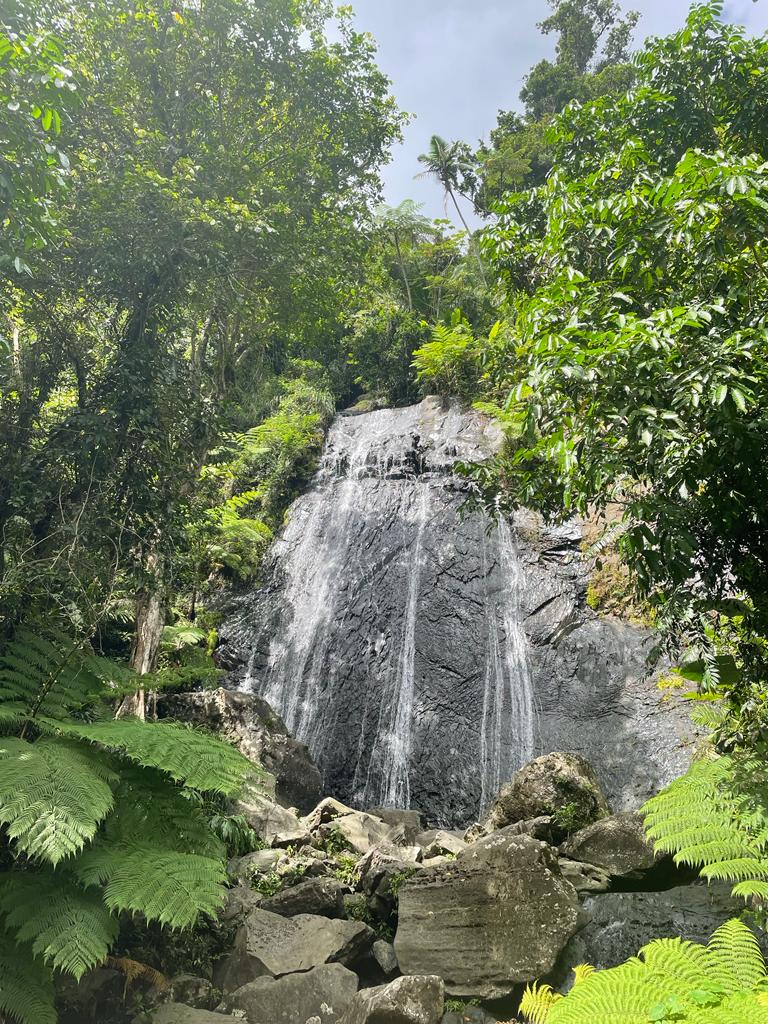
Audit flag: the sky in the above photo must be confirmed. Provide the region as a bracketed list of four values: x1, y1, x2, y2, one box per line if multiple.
[344, 0, 768, 223]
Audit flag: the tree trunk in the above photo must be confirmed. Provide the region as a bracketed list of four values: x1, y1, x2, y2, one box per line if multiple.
[393, 231, 413, 311]
[116, 556, 165, 720]
[448, 187, 488, 287]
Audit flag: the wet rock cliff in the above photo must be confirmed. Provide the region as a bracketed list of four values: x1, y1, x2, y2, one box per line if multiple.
[220, 397, 694, 827]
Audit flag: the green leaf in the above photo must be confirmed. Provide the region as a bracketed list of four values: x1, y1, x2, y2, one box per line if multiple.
[0, 737, 116, 864]
[0, 932, 56, 1024]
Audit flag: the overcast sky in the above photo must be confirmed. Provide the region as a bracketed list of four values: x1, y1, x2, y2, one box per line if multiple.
[345, 0, 768, 223]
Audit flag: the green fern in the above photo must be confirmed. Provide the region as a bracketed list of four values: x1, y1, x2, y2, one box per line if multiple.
[520, 919, 768, 1024]
[0, 736, 116, 863]
[0, 872, 118, 979]
[642, 753, 768, 897]
[0, 628, 259, 1023]
[0, 933, 57, 1024]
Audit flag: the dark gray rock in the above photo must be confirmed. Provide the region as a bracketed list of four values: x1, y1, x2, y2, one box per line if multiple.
[163, 976, 216, 1011]
[217, 963, 358, 1023]
[370, 807, 423, 844]
[557, 858, 611, 894]
[134, 1006, 231, 1024]
[442, 1011, 498, 1024]
[156, 688, 321, 812]
[486, 752, 610, 834]
[215, 909, 374, 993]
[339, 975, 444, 1024]
[260, 877, 346, 918]
[553, 882, 747, 985]
[221, 398, 695, 826]
[395, 834, 581, 999]
[559, 812, 660, 880]
[373, 939, 399, 976]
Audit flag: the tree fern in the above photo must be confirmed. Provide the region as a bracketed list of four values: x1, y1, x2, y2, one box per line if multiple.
[642, 752, 768, 898]
[519, 919, 768, 1024]
[0, 627, 259, 1022]
[0, 933, 56, 1024]
[50, 717, 251, 794]
[0, 736, 116, 863]
[0, 872, 118, 979]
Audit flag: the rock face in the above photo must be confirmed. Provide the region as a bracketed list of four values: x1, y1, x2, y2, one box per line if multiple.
[554, 882, 746, 983]
[486, 752, 610, 834]
[216, 909, 374, 993]
[217, 963, 359, 1023]
[156, 688, 321, 811]
[220, 398, 693, 826]
[339, 975, 444, 1024]
[394, 834, 581, 999]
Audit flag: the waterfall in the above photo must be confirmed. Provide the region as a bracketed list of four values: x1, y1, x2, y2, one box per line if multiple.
[226, 398, 543, 824]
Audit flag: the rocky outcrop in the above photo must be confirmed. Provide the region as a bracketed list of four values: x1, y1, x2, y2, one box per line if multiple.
[216, 909, 374, 993]
[156, 688, 322, 812]
[221, 398, 695, 826]
[394, 834, 581, 999]
[339, 975, 444, 1024]
[485, 752, 610, 836]
[217, 963, 359, 1023]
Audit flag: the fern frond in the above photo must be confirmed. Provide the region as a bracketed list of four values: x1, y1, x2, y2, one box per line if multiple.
[520, 980, 563, 1023]
[0, 736, 116, 863]
[0, 932, 56, 1024]
[699, 858, 768, 882]
[101, 849, 227, 928]
[571, 964, 595, 986]
[50, 718, 252, 794]
[707, 919, 766, 993]
[0, 872, 118, 980]
[732, 880, 768, 901]
[639, 936, 712, 988]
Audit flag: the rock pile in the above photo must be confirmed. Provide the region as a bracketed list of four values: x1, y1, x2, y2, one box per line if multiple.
[128, 737, 741, 1024]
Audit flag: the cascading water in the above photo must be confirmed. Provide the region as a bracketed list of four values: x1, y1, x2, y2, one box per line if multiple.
[223, 397, 694, 826]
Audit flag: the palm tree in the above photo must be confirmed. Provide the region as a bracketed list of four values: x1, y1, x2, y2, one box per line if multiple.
[417, 135, 487, 285]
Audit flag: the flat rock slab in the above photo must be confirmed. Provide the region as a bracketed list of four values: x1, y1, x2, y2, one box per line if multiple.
[395, 835, 580, 999]
[135, 1005, 231, 1024]
[218, 963, 358, 1023]
[339, 975, 444, 1024]
[216, 908, 374, 993]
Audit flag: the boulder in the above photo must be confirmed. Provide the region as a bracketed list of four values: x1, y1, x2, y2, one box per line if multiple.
[369, 808, 423, 844]
[418, 830, 467, 859]
[220, 884, 263, 924]
[217, 963, 358, 1023]
[228, 848, 280, 883]
[163, 976, 216, 1011]
[303, 798, 397, 854]
[485, 753, 610, 834]
[359, 848, 419, 903]
[156, 688, 322, 811]
[372, 939, 399, 976]
[557, 858, 611, 894]
[235, 785, 305, 843]
[559, 812, 660, 880]
[339, 975, 444, 1024]
[216, 908, 374, 993]
[134, 1006, 231, 1024]
[260, 878, 347, 919]
[442, 1011, 498, 1024]
[554, 882, 749, 983]
[395, 834, 581, 999]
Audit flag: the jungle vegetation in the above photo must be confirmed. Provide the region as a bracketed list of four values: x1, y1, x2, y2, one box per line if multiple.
[3, 0, 768, 1020]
